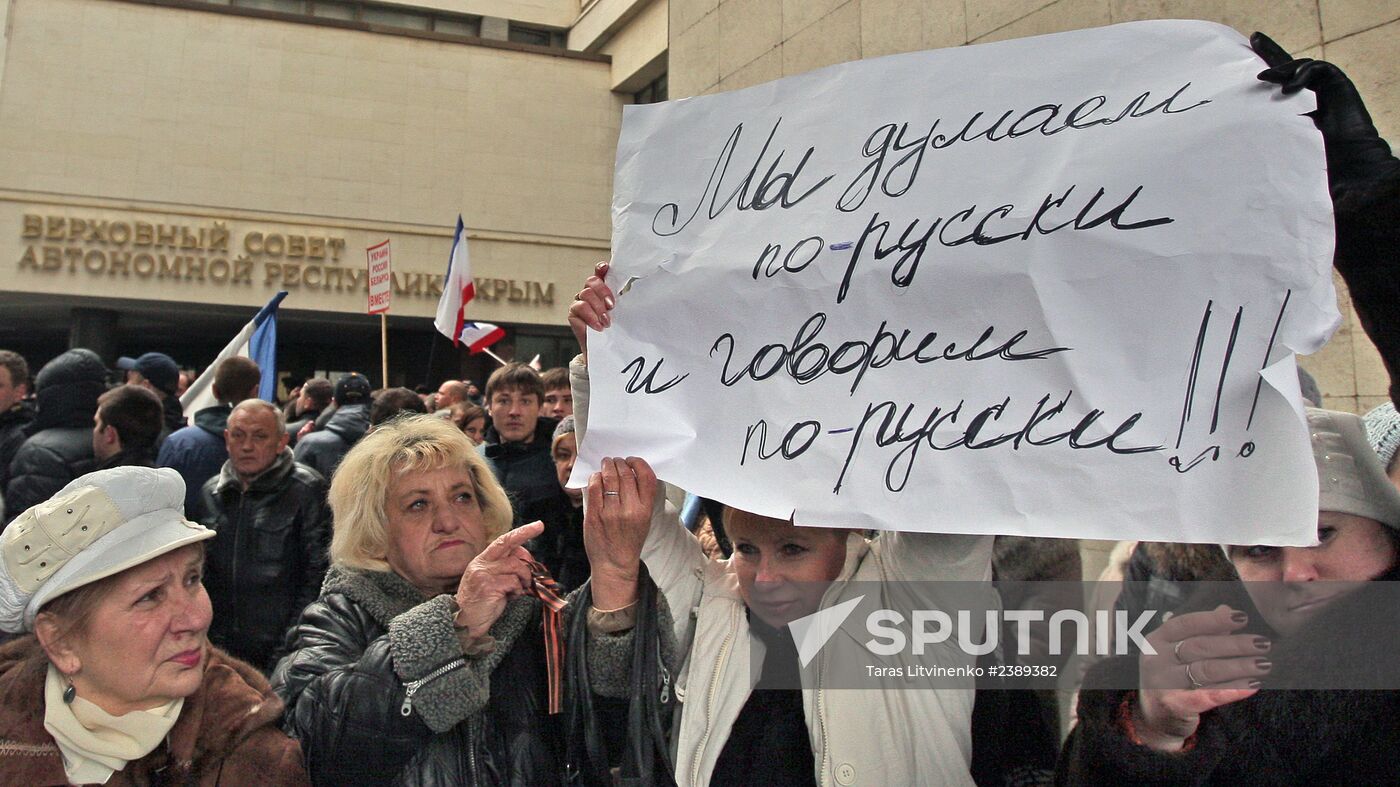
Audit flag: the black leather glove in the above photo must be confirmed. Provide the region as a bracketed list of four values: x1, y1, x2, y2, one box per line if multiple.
[1250, 32, 1400, 198]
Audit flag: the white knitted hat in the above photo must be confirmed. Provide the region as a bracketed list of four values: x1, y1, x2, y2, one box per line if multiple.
[0, 467, 215, 632]
[1363, 402, 1400, 472]
[1309, 408, 1400, 530]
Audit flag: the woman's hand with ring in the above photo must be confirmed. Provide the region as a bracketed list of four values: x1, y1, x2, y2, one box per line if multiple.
[583, 457, 656, 610]
[1132, 605, 1270, 750]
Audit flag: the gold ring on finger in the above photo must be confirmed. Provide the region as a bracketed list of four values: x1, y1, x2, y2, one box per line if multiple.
[1184, 662, 1205, 689]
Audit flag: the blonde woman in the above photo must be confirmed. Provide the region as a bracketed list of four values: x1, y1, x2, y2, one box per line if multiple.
[272, 415, 573, 785]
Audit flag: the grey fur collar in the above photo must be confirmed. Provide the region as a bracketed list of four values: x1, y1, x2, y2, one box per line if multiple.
[321, 563, 537, 646]
[321, 564, 430, 628]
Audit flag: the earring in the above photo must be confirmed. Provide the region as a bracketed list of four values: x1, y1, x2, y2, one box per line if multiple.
[62, 680, 75, 704]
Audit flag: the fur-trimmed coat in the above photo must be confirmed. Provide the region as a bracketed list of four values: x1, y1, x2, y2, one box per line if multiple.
[1058, 566, 1400, 785]
[0, 637, 308, 786]
[271, 564, 628, 786]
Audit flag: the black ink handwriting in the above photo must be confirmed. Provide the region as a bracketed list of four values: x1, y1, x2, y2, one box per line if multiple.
[652, 119, 834, 237]
[710, 313, 1068, 396]
[621, 356, 689, 394]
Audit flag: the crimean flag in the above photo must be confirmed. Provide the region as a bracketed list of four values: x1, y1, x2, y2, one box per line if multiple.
[459, 321, 506, 355]
[433, 215, 476, 346]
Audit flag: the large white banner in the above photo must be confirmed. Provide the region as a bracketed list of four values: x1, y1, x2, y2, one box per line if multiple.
[578, 21, 1339, 545]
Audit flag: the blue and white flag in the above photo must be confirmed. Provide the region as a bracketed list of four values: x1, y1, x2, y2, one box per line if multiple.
[180, 291, 288, 419]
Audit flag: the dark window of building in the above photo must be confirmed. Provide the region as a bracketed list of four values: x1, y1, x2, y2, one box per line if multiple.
[190, 1, 484, 41]
[634, 72, 667, 104]
[309, 1, 355, 20]
[232, 0, 307, 12]
[512, 330, 575, 371]
[361, 5, 430, 30]
[432, 16, 480, 37]
[508, 24, 565, 48]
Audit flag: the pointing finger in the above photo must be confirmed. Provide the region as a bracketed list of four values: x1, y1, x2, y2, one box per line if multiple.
[480, 521, 544, 560]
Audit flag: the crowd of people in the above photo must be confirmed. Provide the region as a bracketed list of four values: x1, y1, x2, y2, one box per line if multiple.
[0, 34, 1396, 786]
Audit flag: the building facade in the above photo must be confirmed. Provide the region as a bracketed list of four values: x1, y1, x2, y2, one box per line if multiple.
[0, 0, 665, 387]
[1, 0, 1393, 411]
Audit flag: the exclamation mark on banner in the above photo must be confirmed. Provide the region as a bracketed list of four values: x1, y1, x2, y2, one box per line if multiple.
[1239, 289, 1293, 457]
[1208, 307, 1244, 435]
[1175, 300, 1214, 450]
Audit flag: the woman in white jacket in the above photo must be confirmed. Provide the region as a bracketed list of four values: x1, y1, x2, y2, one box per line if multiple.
[571, 262, 994, 787]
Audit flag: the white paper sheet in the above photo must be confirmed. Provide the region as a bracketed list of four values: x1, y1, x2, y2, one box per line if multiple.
[577, 20, 1338, 546]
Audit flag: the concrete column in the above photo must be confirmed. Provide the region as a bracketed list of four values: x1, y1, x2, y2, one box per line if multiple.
[68, 308, 119, 362]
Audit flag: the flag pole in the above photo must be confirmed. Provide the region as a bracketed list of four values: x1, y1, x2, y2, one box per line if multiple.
[380, 313, 389, 387]
[482, 347, 509, 366]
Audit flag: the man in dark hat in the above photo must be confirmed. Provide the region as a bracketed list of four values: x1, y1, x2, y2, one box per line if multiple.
[293, 372, 372, 480]
[116, 351, 185, 437]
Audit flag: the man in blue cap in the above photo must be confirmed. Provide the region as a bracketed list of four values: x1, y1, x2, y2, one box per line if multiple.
[115, 351, 184, 438]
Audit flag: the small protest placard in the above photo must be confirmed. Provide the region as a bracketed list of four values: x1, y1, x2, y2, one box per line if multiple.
[575, 21, 1339, 545]
[367, 239, 392, 315]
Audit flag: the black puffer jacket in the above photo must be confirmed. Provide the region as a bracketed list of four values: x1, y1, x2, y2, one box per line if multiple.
[4, 349, 106, 523]
[0, 402, 35, 504]
[190, 449, 331, 672]
[293, 403, 369, 481]
[270, 566, 565, 787]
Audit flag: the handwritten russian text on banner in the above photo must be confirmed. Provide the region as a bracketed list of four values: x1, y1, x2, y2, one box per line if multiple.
[579, 21, 1338, 545]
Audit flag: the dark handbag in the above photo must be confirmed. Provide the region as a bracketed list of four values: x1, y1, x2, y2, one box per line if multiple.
[564, 564, 677, 787]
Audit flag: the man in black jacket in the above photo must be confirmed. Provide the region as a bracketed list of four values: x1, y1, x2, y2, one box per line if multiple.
[89, 384, 164, 470]
[479, 363, 566, 567]
[0, 350, 33, 505]
[158, 356, 262, 512]
[293, 372, 371, 480]
[189, 398, 331, 672]
[4, 348, 107, 525]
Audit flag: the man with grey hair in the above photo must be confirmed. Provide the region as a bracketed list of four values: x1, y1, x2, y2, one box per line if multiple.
[159, 355, 262, 511]
[187, 398, 330, 672]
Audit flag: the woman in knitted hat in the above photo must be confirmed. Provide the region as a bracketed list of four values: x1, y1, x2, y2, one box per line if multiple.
[1363, 401, 1400, 488]
[0, 466, 308, 786]
[1059, 405, 1400, 784]
[1059, 30, 1400, 782]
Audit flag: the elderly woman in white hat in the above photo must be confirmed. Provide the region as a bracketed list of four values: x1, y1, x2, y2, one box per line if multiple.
[1061, 408, 1400, 784]
[0, 466, 308, 786]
